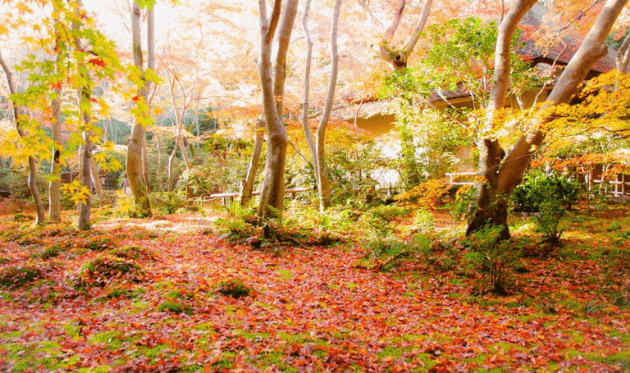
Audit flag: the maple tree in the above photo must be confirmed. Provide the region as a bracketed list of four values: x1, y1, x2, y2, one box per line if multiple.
[300, 0, 342, 212]
[255, 0, 299, 219]
[127, 0, 153, 217]
[467, 0, 630, 237]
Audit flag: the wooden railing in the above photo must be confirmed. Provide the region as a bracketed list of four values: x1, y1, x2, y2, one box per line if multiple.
[208, 187, 311, 205]
[445, 172, 478, 186]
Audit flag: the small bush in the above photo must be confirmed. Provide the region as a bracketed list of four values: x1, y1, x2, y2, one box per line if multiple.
[362, 236, 430, 271]
[448, 184, 478, 221]
[512, 171, 580, 213]
[215, 204, 261, 242]
[395, 178, 451, 211]
[413, 208, 435, 233]
[158, 301, 193, 315]
[512, 172, 580, 244]
[13, 213, 33, 222]
[368, 205, 411, 222]
[41, 245, 61, 259]
[151, 191, 192, 215]
[73, 255, 143, 288]
[86, 237, 112, 252]
[608, 222, 621, 232]
[0, 265, 42, 287]
[463, 225, 520, 295]
[217, 279, 252, 299]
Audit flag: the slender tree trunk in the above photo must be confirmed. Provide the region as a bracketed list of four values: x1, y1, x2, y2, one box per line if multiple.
[143, 6, 155, 193]
[256, 0, 299, 219]
[300, 0, 319, 185]
[616, 32, 630, 74]
[165, 68, 195, 192]
[240, 118, 265, 205]
[49, 89, 62, 222]
[240, 0, 298, 209]
[128, 1, 151, 215]
[78, 129, 92, 230]
[179, 137, 190, 169]
[74, 0, 93, 231]
[300, 0, 341, 211]
[155, 132, 163, 191]
[467, 0, 629, 237]
[90, 157, 103, 200]
[104, 117, 110, 142]
[315, 0, 342, 211]
[0, 50, 46, 225]
[167, 145, 177, 192]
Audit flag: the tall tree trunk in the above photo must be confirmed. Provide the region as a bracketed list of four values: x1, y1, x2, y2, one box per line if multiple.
[0, 50, 46, 225]
[74, 0, 93, 231]
[77, 128, 92, 231]
[256, 0, 299, 219]
[155, 133, 163, 192]
[467, 0, 629, 237]
[144, 6, 155, 193]
[49, 8, 63, 223]
[315, 0, 342, 211]
[241, 0, 298, 209]
[616, 32, 630, 74]
[240, 118, 265, 205]
[165, 68, 195, 193]
[300, 0, 341, 211]
[300, 0, 319, 185]
[90, 157, 103, 200]
[127, 1, 152, 216]
[167, 145, 178, 192]
[49, 88, 62, 222]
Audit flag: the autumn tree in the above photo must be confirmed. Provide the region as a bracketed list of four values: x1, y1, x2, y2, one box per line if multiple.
[127, 0, 153, 216]
[467, 0, 629, 237]
[301, 0, 342, 211]
[49, 5, 64, 222]
[256, 0, 299, 219]
[165, 58, 197, 192]
[0, 50, 46, 225]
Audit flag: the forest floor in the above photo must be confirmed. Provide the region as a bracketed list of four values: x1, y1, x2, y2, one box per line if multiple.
[0, 198, 629, 372]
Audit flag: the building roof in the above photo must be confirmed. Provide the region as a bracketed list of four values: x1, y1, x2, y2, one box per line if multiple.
[518, 3, 616, 75]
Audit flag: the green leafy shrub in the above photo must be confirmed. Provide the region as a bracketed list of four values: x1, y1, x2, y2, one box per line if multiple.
[512, 172, 580, 244]
[86, 237, 112, 252]
[158, 301, 193, 315]
[13, 213, 33, 222]
[217, 279, 252, 299]
[359, 205, 411, 234]
[413, 208, 435, 233]
[463, 225, 521, 295]
[0, 265, 42, 287]
[368, 204, 410, 222]
[41, 245, 61, 259]
[607, 222, 621, 232]
[73, 255, 143, 288]
[215, 203, 261, 242]
[448, 184, 478, 221]
[512, 172, 580, 213]
[151, 191, 193, 215]
[362, 235, 431, 271]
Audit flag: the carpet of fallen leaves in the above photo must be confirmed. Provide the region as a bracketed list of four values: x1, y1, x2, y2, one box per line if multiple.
[0, 201, 629, 372]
